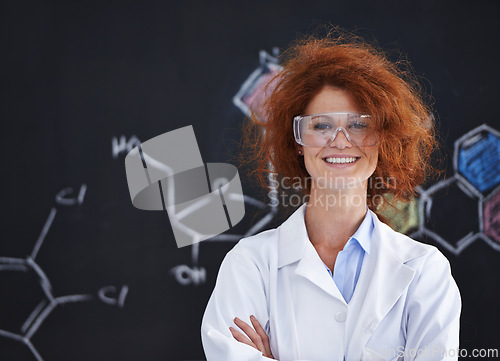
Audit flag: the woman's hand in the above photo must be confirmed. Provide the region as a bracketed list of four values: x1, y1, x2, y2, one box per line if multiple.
[229, 315, 275, 359]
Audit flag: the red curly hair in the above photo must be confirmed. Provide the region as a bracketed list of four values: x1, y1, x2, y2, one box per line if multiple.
[240, 29, 439, 216]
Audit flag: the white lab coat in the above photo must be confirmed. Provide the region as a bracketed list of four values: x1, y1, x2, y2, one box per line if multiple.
[201, 204, 461, 361]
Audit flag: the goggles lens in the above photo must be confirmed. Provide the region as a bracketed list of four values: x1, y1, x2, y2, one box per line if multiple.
[294, 112, 379, 147]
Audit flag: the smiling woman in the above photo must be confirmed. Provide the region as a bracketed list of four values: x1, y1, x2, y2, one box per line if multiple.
[297, 86, 380, 197]
[201, 29, 461, 361]
[242, 31, 439, 210]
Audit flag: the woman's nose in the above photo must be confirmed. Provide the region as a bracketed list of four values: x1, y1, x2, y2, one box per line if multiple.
[328, 127, 352, 149]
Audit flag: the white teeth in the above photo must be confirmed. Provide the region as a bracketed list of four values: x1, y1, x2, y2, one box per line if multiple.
[324, 157, 357, 164]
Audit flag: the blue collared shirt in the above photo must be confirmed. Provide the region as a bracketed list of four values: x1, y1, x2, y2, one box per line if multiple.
[323, 209, 373, 303]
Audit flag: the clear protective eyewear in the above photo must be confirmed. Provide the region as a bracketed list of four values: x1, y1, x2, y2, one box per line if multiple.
[293, 112, 379, 147]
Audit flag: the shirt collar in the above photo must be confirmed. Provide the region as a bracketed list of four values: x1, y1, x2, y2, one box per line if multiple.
[346, 208, 373, 254]
[278, 204, 373, 268]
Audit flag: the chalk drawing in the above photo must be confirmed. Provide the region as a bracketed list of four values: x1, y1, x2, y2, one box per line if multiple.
[456, 126, 500, 193]
[0, 185, 129, 361]
[377, 194, 419, 235]
[411, 124, 500, 254]
[483, 185, 500, 243]
[233, 48, 282, 121]
[114, 50, 284, 285]
[170, 50, 285, 284]
[112, 134, 141, 159]
[125, 127, 246, 248]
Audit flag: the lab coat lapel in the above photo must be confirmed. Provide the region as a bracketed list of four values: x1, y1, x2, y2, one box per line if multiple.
[346, 213, 416, 360]
[278, 203, 345, 301]
[276, 204, 310, 359]
[295, 240, 345, 300]
[278, 206, 421, 360]
[277, 204, 308, 268]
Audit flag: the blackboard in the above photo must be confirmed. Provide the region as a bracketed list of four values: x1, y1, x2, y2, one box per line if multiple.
[1, 1, 499, 360]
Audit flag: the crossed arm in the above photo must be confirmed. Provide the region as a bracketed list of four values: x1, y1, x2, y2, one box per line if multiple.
[230, 315, 274, 359]
[202, 243, 461, 361]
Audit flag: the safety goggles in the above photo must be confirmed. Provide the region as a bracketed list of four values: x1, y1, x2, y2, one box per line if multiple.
[293, 112, 379, 147]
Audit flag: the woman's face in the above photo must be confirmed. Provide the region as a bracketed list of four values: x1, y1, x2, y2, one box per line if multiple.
[299, 86, 379, 191]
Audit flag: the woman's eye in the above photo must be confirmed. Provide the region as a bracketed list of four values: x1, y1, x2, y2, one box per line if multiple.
[313, 122, 332, 131]
[349, 122, 368, 130]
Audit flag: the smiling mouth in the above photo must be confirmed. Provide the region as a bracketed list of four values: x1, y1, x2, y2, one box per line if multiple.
[323, 156, 360, 164]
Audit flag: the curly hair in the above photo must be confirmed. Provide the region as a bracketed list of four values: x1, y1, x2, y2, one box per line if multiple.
[240, 29, 439, 217]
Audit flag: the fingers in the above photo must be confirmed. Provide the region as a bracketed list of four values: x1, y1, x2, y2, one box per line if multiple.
[233, 317, 266, 352]
[229, 326, 255, 348]
[230, 316, 273, 359]
[250, 315, 273, 357]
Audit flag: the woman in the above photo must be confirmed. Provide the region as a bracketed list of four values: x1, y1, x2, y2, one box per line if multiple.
[201, 31, 461, 361]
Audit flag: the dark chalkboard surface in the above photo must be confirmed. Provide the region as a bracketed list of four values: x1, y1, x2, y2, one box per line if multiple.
[1, 1, 499, 360]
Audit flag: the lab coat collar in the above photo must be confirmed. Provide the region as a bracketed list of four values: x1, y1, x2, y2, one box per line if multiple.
[277, 203, 309, 269]
[277, 202, 424, 268]
[277, 202, 347, 301]
[277, 202, 423, 357]
[275, 203, 344, 300]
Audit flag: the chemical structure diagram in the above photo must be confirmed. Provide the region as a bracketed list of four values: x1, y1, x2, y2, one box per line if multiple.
[113, 49, 283, 287]
[0, 185, 129, 361]
[411, 124, 500, 255]
[114, 133, 278, 287]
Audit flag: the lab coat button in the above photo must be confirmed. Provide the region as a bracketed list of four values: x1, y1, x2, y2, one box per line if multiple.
[335, 311, 347, 323]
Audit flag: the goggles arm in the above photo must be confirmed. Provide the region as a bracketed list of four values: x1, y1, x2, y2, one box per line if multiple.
[293, 116, 303, 145]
